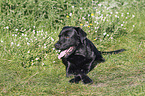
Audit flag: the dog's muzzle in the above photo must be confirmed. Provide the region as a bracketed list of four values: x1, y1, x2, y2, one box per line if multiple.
[54, 43, 61, 50]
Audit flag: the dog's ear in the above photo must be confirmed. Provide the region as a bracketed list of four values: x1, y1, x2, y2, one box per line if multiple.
[74, 27, 87, 43]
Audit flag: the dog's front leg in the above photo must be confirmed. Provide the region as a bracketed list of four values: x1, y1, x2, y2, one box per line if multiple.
[66, 61, 76, 77]
[80, 74, 93, 84]
[87, 56, 96, 72]
[66, 62, 72, 77]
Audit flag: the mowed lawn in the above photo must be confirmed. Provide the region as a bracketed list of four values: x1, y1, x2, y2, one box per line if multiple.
[0, 0, 144, 95]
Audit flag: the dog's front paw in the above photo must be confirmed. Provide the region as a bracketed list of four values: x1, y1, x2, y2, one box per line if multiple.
[69, 76, 81, 84]
[81, 75, 93, 84]
[82, 78, 93, 84]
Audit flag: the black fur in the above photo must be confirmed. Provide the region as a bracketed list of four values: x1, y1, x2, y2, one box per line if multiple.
[54, 26, 125, 84]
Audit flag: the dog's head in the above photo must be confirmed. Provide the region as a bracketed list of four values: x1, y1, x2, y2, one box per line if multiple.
[54, 26, 87, 59]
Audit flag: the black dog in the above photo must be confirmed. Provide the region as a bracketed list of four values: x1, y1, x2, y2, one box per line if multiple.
[54, 26, 125, 84]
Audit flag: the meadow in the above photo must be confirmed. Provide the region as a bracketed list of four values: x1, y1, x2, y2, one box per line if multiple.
[0, 0, 145, 95]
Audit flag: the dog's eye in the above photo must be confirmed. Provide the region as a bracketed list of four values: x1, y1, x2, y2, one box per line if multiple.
[65, 36, 69, 39]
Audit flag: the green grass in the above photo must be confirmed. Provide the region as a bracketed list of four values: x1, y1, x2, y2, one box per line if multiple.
[0, 0, 145, 95]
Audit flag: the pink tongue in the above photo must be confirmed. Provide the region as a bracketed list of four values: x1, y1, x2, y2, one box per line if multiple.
[58, 47, 74, 59]
[58, 50, 67, 59]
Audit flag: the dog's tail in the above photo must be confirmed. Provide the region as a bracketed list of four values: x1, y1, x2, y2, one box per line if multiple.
[100, 49, 125, 55]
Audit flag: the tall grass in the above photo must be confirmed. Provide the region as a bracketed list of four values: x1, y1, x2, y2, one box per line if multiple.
[0, 0, 137, 67]
[0, 0, 144, 95]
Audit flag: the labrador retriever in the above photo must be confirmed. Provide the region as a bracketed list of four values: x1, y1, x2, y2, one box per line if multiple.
[54, 26, 125, 84]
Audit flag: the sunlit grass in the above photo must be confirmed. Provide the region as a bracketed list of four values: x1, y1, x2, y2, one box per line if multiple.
[0, 0, 145, 95]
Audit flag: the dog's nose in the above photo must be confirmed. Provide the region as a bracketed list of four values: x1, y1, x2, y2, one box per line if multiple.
[54, 43, 60, 49]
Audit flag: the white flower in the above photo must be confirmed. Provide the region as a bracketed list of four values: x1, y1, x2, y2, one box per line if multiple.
[11, 42, 14, 45]
[5, 26, 9, 29]
[17, 44, 20, 46]
[115, 15, 118, 17]
[53, 48, 55, 50]
[27, 42, 30, 45]
[127, 12, 129, 14]
[121, 24, 123, 26]
[103, 18, 106, 21]
[27, 51, 30, 53]
[53, 61, 56, 63]
[107, 7, 109, 10]
[51, 37, 54, 41]
[72, 6, 74, 8]
[44, 46, 46, 49]
[36, 58, 39, 60]
[33, 30, 35, 34]
[1, 40, 3, 43]
[132, 15, 135, 18]
[103, 32, 106, 36]
[82, 17, 86, 20]
[42, 63, 45, 65]
[80, 7, 82, 9]
[98, 4, 101, 6]
[15, 29, 18, 31]
[69, 13, 72, 16]
[133, 25, 135, 27]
